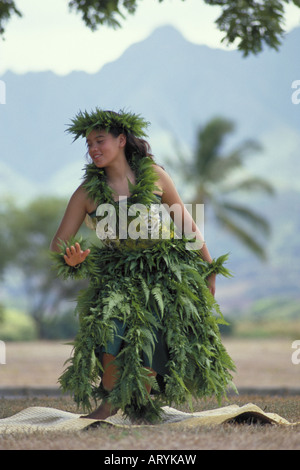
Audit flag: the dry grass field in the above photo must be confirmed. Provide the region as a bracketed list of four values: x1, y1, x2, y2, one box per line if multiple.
[1, 338, 300, 450]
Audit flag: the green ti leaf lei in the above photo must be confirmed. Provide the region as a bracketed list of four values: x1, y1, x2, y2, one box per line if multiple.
[81, 153, 161, 207]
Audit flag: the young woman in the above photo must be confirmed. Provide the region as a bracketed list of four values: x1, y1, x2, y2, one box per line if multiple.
[50, 109, 235, 422]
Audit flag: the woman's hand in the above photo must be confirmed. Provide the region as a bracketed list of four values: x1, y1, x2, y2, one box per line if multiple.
[207, 273, 216, 297]
[63, 242, 90, 267]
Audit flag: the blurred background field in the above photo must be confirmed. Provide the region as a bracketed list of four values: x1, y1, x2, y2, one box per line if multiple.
[1, 284, 300, 394]
[1, 336, 299, 393]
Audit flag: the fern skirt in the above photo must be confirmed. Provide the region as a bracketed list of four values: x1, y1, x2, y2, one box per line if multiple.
[59, 238, 236, 421]
[95, 316, 170, 377]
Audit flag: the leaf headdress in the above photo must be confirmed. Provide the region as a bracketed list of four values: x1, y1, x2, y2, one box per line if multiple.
[66, 108, 150, 141]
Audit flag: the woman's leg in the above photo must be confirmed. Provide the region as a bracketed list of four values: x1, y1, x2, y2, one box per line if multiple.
[145, 368, 157, 394]
[82, 354, 157, 419]
[82, 353, 119, 419]
[102, 353, 120, 391]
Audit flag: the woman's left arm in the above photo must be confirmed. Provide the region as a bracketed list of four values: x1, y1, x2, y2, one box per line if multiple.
[153, 165, 216, 296]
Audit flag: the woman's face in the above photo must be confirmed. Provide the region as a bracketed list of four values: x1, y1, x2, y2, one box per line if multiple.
[86, 129, 126, 168]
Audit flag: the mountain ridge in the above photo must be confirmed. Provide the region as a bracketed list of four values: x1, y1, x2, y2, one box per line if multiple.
[1, 24, 299, 187]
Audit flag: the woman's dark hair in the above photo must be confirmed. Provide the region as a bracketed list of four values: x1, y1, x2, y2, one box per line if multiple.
[109, 126, 154, 163]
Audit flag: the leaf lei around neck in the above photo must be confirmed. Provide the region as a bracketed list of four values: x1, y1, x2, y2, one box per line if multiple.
[82, 153, 161, 209]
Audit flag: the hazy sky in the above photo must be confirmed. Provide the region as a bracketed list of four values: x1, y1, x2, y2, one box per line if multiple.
[1, 0, 299, 76]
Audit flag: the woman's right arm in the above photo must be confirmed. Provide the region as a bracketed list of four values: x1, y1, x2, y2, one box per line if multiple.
[50, 185, 91, 266]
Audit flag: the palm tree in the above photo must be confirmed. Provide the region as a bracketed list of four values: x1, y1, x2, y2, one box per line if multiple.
[170, 117, 275, 260]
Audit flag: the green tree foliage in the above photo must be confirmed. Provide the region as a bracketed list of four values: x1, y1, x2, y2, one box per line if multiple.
[0, 0, 21, 36]
[205, 0, 300, 55]
[68, 0, 138, 30]
[1, 0, 299, 54]
[170, 116, 275, 260]
[0, 196, 89, 338]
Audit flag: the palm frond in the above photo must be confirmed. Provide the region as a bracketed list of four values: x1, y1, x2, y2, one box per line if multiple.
[219, 202, 271, 236]
[216, 211, 267, 260]
[221, 176, 275, 195]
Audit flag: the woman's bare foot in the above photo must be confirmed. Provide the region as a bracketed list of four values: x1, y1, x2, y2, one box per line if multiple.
[80, 401, 118, 420]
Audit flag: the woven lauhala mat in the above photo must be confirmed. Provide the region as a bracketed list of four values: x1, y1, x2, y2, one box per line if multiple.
[0, 403, 298, 434]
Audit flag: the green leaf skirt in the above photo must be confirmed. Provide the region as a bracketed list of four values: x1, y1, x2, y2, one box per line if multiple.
[56, 238, 236, 422]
